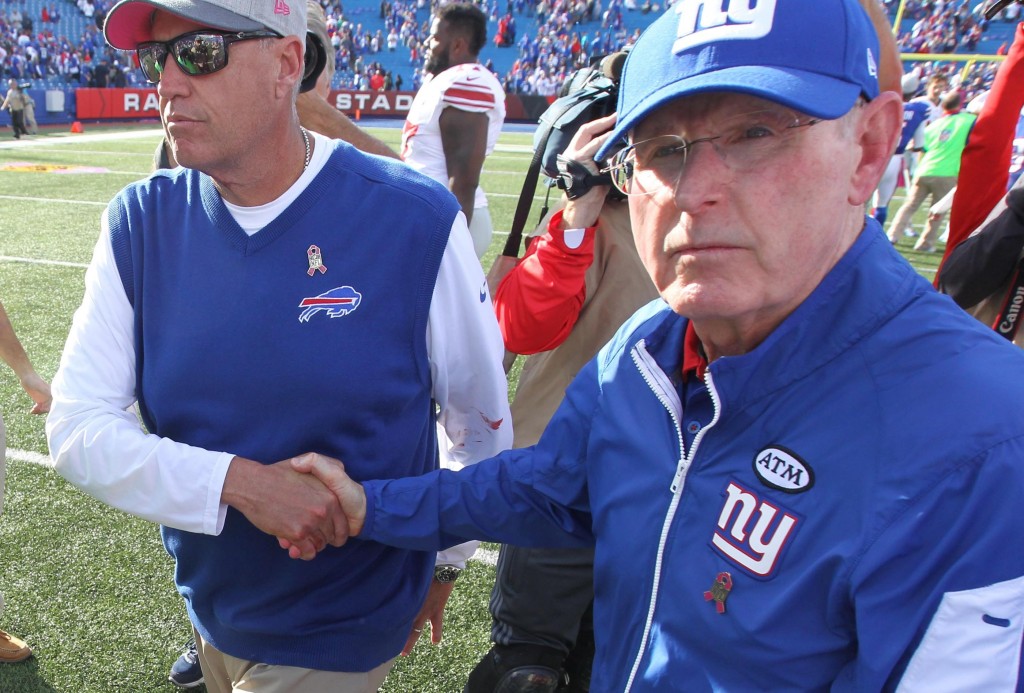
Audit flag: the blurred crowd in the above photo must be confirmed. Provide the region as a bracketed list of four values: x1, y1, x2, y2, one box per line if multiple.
[320, 0, 648, 94]
[0, 0, 652, 92]
[0, 0, 129, 87]
[0, 0, 1019, 98]
[886, 0, 987, 53]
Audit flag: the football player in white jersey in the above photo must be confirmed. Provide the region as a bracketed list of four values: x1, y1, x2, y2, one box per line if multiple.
[402, 3, 506, 259]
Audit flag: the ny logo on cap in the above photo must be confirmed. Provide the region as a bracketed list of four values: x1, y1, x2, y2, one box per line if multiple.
[274, 0, 290, 15]
[674, 0, 776, 54]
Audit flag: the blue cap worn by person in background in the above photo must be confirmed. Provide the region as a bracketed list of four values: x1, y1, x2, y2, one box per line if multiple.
[596, 0, 881, 161]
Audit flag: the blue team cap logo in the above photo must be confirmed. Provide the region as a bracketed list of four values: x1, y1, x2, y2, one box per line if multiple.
[298, 286, 363, 323]
[596, 0, 881, 161]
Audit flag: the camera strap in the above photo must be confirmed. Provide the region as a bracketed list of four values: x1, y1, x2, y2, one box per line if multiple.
[497, 91, 594, 261]
[984, 0, 1019, 20]
[992, 256, 1024, 341]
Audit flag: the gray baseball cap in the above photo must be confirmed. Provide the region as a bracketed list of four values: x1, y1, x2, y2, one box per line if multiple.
[104, 0, 307, 49]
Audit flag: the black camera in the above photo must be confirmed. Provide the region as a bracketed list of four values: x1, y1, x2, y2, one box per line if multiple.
[498, 52, 627, 260]
[535, 51, 625, 179]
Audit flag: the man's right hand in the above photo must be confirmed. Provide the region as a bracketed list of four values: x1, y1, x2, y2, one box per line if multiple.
[220, 455, 351, 560]
[290, 453, 367, 536]
[560, 112, 617, 230]
[20, 371, 51, 414]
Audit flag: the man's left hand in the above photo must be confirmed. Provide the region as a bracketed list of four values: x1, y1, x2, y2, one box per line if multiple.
[401, 580, 457, 656]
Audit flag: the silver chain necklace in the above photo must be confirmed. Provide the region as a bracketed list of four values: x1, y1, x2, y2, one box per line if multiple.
[300, 127, 311, 171]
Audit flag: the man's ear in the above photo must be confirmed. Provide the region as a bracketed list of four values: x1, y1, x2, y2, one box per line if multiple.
[849, 91, 902, 206]
[450, 32, 472, 62]
[276, 36, 306, 99]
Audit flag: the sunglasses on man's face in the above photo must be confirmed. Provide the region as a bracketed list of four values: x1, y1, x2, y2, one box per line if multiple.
[136, 29, 281, 84]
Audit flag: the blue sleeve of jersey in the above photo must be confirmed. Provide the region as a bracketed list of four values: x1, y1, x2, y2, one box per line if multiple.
[362, 356, 604, 551]
[833, 435, 1024, 691]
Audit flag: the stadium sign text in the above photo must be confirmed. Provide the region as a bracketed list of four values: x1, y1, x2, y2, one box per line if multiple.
[124, 92, 160, 112]
[331, 91, 414, 115]
[73, 89, 539, 122]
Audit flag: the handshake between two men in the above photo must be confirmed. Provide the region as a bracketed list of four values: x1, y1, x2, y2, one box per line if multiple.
[222, 453, 366, 561]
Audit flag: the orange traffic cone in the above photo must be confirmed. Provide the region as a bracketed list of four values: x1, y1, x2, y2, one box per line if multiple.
[70, 121, 84, 133]
[355, 109, 361, 121]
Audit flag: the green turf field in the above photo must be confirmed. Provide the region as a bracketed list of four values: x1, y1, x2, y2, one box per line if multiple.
[0, 124, 944, 692]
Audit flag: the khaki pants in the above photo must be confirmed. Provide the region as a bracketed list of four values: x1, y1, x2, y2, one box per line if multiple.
[887, 175, 957, 249]
[196, 631, 395, 693]
[23, 104, 36, 134]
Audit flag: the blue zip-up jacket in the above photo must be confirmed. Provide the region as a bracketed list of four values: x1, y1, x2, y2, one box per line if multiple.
[364, 220, 1024, 691]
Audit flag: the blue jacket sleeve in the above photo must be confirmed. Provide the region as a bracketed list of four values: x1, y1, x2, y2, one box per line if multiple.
[833, 434, 1024, 691]
[362, 356, 604, 551]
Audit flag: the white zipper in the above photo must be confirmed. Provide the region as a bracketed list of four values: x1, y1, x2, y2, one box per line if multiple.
[623, 340, 722, 692]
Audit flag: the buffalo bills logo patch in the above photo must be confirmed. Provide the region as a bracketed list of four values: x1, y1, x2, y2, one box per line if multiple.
[298, 286, 362, 322]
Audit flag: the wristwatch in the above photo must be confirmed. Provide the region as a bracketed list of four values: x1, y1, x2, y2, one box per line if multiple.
[433, 564, 462, 583]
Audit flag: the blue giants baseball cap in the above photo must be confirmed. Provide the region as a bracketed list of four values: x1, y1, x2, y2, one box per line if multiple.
[595, 0, 881, 161]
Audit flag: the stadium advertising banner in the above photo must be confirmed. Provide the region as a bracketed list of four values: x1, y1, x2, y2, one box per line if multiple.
[75, 88, 547, 121]
[76, 88, 161, 118]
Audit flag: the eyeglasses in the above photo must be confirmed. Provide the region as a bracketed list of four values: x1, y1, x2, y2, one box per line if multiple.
[601, 109, 822, 197]
[137, 29, 281, 84]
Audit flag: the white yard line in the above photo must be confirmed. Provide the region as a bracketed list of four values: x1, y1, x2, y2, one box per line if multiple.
[0, 128, 164, 149]
[0, 194, 108, 206]
[474, 547, 498, 566]
[5, 448, 53, 466]
[0, 255, 90, 268]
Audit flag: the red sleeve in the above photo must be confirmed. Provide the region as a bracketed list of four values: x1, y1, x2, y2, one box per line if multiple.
[494, 209, 597, 355]
[939, 22, 1024, 282]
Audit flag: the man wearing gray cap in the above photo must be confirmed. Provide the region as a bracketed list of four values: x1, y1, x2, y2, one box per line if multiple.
[45, 0, 512, 689]
[289, 0, 1024, 690]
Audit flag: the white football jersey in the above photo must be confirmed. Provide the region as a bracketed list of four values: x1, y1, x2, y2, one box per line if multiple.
[401, 62, 506, 209]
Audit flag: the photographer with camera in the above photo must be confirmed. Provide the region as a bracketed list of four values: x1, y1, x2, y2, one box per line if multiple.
[470, 105, 657, 693]
[1, 80, 28, 140]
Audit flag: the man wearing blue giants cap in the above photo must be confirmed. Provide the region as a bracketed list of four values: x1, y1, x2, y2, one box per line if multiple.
[290, 0, 1024, 690]
[45, 0, 512, 687]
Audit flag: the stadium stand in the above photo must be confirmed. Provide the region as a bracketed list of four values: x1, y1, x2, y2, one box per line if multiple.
[0, 0, 1017, 127]
[0, 0, 663, 94]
